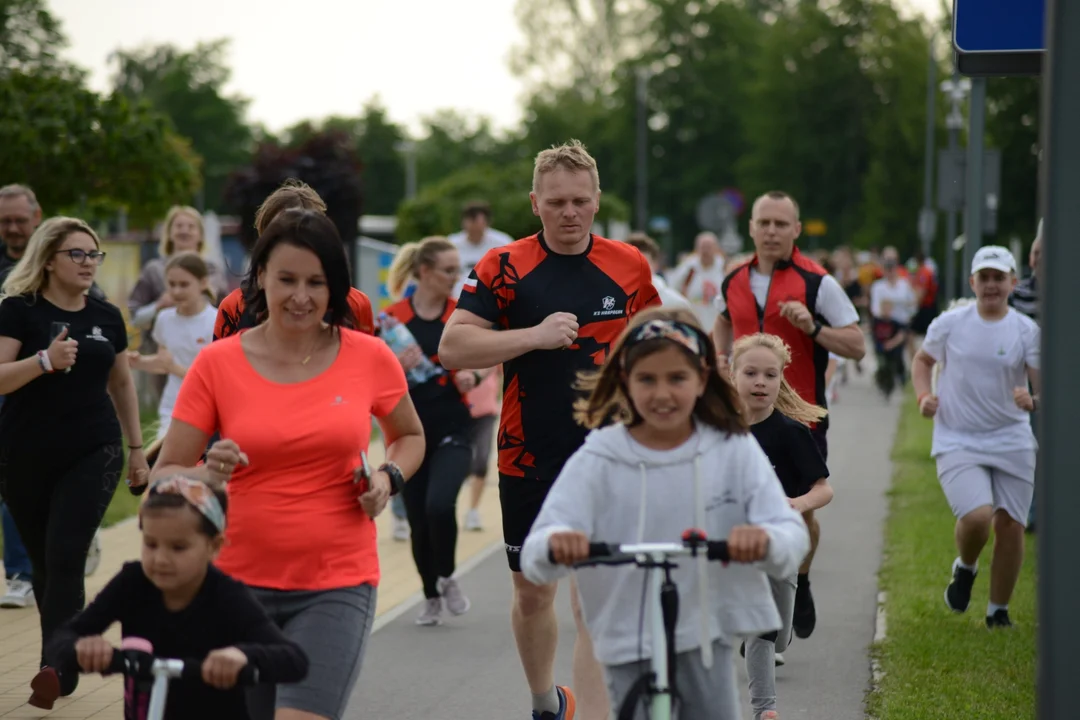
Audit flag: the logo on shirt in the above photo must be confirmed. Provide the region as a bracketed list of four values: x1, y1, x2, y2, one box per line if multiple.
[331, 396, 347, 406]
[86, 326, 109, 342]
[594, 295, 624, 318]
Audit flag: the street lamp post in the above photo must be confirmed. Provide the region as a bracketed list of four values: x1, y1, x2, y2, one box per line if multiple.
[940, 74, 971, 303]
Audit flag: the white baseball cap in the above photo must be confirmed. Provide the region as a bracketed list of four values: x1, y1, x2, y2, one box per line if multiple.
[971, 245, 1016, 275]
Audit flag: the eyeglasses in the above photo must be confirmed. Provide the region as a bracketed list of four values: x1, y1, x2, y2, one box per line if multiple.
[56, 249, 107, 265]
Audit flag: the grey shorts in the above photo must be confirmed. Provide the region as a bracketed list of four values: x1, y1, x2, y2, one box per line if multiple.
[469, 414, 497, 477]
[936, 449, 1036, 525]
[246, 583, 377, 720]
[604, 640, 739, 720]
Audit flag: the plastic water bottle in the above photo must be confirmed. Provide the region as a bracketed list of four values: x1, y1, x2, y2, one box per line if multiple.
[377, 313, 442, 386]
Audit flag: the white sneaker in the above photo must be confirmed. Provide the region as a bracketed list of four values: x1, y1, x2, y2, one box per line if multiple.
[85, 529, 102, 577]
[464, 508, 482, 532]
[0, 575, 33, 609]
[416, 597, 442, 626]
[775, 653, 786, 667]
[437, 576, 471, 616]
[393, 517, 410, 542]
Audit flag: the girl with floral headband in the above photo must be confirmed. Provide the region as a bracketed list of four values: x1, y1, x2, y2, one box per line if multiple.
[521, 307, 808, 720]
[44, 476, 308, 718]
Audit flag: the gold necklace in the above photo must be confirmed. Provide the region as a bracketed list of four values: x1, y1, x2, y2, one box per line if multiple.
[300, 326, 330, 365]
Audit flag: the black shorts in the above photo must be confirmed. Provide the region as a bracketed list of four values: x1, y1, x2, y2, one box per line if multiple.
[911, 305, 938, 335]
[500, 473, 555, 573]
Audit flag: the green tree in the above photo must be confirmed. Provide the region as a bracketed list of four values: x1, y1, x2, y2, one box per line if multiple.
[110, 39, 253, 212]
[985, 77, 1040, 251]
[355, 101, 408, 215]
[0, 0, 73, 75]
[396, 160, 629, 243]
[0, 69, 201, 223]
[415, 109, 523, 189]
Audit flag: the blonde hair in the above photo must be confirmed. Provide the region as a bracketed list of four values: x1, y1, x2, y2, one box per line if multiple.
[730, 333, 828, 426]
[532, 139, 600, 194]
[387, 236, 457, 299]
[158, 205, 205, 257]
[1, 217, 101, 299]
[573, 307, 747, 434]
[255, 180, 327, 234]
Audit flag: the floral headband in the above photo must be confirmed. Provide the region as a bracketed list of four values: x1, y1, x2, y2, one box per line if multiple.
[144, 475, 226, 533]
[623, 319, 706, 361]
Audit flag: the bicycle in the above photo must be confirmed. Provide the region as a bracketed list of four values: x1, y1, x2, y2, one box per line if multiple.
[102, 636, 261, 720]
[551, 528, 730, 720]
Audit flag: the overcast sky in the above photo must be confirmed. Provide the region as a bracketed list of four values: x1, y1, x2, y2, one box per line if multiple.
[49, 0, 942, 137]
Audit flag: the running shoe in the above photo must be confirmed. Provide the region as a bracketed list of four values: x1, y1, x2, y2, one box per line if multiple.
[27, 667, 60, 710]
[0, 575, 33, 609]
[793, 575, 816, 639]
[986, 609, 1013, 629]
[464, 508, 483, 531]
[533, 686, 576, 720]
[416, 597, 442, 626]
[437, 577, 471, 615]
[944, 559, 977, 613]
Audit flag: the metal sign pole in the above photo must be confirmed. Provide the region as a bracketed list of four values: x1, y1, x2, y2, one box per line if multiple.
[961, 78, 987, 296]
[1037, 0, 1079, 714]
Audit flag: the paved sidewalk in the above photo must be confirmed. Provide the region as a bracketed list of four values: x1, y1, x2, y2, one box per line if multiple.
[0, 442, 504, 718]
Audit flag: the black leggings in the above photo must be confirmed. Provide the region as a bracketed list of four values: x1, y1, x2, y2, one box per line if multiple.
[0, 443, 123, 679]
[403, 435, 472, 599]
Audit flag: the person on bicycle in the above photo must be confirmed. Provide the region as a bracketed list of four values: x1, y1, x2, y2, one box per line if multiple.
[46, 476, 309, 718]
[731, 333, 834, 720]
[521, 308, 809, 720]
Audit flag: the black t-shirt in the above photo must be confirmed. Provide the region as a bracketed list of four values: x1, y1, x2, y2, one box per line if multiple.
[46, 562, 308, 720]
[383, 297, 472, 442]
[751, 410, 829, 499]
[0, 294, 128, 452]
[456, 231, 661, 481]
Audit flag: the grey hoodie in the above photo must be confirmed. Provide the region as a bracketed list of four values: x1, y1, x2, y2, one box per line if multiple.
[521, 423, 809, 667]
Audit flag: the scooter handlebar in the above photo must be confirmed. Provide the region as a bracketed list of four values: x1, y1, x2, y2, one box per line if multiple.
[547, 539, 730, 564]
[104, 650, 261, 685]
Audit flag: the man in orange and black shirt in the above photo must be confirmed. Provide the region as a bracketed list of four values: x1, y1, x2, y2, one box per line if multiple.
[441, 140, 659, 720]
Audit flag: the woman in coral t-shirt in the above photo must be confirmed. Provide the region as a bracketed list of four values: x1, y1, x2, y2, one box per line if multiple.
[152, 209, 425, 720]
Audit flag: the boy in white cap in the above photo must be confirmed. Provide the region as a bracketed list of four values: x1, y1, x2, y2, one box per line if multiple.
[910, 246, 1041, 628]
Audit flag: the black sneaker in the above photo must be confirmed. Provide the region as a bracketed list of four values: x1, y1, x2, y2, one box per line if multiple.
[986, 609, 1013, 629]
[793, 574, 816, 639]
[944, 562, 977, 613]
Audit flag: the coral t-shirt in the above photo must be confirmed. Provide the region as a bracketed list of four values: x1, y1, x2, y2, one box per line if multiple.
[171, 329, 407, 591]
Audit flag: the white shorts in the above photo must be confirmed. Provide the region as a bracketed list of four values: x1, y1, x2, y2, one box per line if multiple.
[935, 449, 1036, 525]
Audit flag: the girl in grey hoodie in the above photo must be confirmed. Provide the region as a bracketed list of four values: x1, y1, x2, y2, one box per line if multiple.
[521, 308, 809, 720]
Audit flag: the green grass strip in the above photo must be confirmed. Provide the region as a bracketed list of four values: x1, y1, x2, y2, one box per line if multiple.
[867, 393, 1036, 719]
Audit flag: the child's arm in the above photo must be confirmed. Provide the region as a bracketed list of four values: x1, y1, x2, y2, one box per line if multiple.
[791, 478, 833, 514]
[46, 564, 137, 673]
[225, 583, 308, 684]
[520, 449, 599, 586]
[740, 438, 811, 579]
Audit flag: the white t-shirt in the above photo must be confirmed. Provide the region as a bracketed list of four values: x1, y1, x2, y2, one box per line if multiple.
[921, 304, 1039, 457]
[666, 256, 726, 330]
[652, 274, 692, 310]
[449, 228, 514, 299]
[151, 304, 217, 438]
[870, 277, 918, 325]
[714, 269, 861, 329]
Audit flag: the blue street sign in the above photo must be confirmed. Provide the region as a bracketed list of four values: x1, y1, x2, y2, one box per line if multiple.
[954, 0, 1045, 53]
[953, 0, 1045, 76]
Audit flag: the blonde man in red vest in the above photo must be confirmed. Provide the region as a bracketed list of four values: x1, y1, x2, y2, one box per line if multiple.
[713, 190, 865, 640]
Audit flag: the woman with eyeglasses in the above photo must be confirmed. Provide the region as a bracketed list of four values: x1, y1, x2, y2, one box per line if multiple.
[0, 217, 148, 708]
[384, 237, 478, 626]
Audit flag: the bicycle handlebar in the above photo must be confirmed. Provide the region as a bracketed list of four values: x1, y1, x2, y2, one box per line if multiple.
[104, 650, 261, 686]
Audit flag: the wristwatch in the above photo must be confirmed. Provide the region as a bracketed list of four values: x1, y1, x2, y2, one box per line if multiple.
[809, 321, 823, 339]
[379, 462, 405, 496]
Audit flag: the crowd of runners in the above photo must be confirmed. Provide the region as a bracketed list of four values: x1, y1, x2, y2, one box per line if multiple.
[0, 138, 1042, 720]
